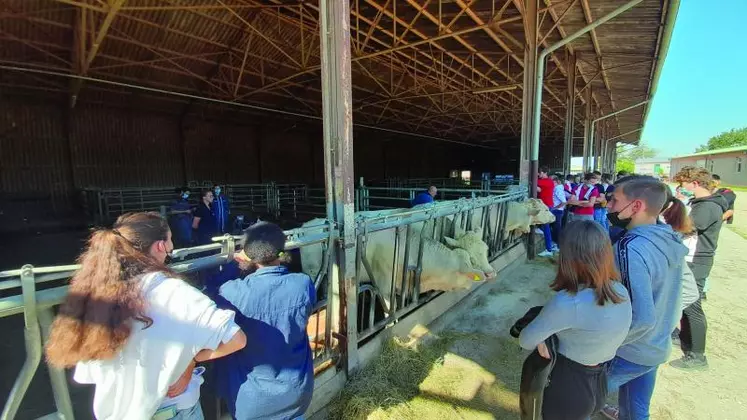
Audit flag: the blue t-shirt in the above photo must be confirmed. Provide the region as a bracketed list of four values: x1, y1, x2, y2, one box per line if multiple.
[214, 266, 316, 420]
[411, 191, 434, 206]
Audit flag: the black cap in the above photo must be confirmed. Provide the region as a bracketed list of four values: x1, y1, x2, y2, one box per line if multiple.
[240, 222, 286, 264]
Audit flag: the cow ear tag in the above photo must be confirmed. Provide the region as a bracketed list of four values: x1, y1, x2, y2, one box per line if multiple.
[473, 274, 480, 281]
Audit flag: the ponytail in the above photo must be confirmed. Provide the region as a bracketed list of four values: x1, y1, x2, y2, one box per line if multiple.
[46, 212, 171, 368]
[661, 196, 693, 235]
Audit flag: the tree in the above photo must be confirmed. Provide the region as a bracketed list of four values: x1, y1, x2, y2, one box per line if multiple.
[615, 142, 658, 173]
[695, 127, 747, 152]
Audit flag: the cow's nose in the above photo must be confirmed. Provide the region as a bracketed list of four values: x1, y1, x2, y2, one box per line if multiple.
[485, 271, 496, 279]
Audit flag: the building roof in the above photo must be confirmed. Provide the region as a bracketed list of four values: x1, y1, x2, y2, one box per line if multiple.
[0, 0, 678, 149]
[635, 157, 670, 164]
[672, 145, 747, 160]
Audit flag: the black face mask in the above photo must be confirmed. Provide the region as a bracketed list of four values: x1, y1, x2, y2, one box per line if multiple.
[607, 202, 634, 229]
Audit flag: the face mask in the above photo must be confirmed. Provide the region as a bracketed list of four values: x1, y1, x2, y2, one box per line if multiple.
[607, 201, 635, 229]
[182, 193, 189, 200]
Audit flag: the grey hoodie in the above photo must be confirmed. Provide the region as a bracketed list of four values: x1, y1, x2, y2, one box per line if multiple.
[613, 223, 688, 366]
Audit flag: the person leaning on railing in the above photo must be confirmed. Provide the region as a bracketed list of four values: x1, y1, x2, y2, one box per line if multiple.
[45, 212, 247, 420]
[211, 222, 316, 420]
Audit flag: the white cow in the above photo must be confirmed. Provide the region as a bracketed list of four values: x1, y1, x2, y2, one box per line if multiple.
[444, 197, 555, 238]
[299, 214, 495, 310]
[503, 198, 555, 235]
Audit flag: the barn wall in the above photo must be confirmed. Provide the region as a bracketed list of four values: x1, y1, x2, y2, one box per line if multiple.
[0, 94, 518, 230]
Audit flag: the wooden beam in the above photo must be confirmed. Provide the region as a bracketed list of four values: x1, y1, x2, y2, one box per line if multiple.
[580, 0, 617, 129]
[217, 0, 302, 69]
[69, 0, 126, 107]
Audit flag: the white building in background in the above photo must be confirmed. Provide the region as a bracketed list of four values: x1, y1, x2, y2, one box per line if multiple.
[670, 145, 747, 186]
[635, 157, 671, 178]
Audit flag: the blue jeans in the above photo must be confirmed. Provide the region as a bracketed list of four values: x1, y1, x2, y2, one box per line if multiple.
[607, 357, 658, 420]
[171, 403, 204, 420]
[594, 207, 609, 231]
[540, 223, 553, 251]
[551, 209, 564, 243]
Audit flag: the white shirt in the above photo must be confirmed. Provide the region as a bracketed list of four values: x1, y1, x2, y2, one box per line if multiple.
[552, 184, 567, 209]
[74, 272, 240, 420]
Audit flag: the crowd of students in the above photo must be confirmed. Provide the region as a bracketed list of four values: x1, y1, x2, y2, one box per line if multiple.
[44, 215, 315, 420]
[38, 166, 737, 420]
[517, 166, 737, 420]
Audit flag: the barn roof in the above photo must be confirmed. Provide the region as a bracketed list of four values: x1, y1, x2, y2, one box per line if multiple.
[672, 145, 747, 160]
[0, 0, 677, 148]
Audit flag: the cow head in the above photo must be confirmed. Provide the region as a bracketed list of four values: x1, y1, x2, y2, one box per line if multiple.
[443, 227, 496, 279]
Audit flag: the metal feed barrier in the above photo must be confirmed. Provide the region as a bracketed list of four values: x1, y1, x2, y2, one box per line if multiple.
[0, 223, 335, 420]
[0, 190, 527, 419]
[79, 177, 518, 225]
[352, 190, 526, 341]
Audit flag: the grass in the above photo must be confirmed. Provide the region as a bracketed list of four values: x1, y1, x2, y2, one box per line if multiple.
[722, 184, 747, 192]
[327, 332, 527, 420]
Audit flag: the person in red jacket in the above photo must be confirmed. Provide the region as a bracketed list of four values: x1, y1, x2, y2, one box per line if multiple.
[537, 166, 558, 257]
[568, 173, 600, 222]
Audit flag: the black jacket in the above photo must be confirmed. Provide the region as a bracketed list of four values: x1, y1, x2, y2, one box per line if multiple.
[690, 193, 729, 265]
[512, 306, 559, 420]
[716, 188, 737, 224]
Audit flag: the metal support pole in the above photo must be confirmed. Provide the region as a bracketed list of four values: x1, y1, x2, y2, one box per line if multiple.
[39, 307, 75, 420]
[520, 0, 539, 260]
[1, 266, 42, 420]
[319, 0, 359, 374]
[590, 100, 649, 171]
[531, 0, 644, 175]
[563, 53, 577, 175]
[520, 0, 538, 193]
[582, 88, 593, 173]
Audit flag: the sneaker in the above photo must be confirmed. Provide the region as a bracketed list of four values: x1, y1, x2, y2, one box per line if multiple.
[670, 352, 709, 371]
[538, 250, 554, 257]
[551, 244, 559, 252]
[600, 404, 619, 420]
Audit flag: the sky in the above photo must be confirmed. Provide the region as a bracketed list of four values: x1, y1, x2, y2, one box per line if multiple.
[639, 0, 747, 157]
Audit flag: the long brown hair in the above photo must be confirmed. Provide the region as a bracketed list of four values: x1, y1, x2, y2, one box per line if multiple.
[551, 220, 624, 305]
[46, 212, 173, 368]
[661, 187, 693, 234]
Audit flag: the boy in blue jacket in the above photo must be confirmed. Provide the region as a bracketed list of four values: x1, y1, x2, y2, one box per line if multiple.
[213, 222, 316, 420]
[601, 177, 687, 420]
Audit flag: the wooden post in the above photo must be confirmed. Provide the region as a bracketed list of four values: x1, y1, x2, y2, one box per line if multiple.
[563, 53, 576, 175]
[582, 87, 593, 172]
[319, 0, 359, 374]
[520, 0, 539, 191]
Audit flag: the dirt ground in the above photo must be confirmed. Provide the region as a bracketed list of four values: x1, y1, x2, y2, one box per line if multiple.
[329, 226, 747, 419]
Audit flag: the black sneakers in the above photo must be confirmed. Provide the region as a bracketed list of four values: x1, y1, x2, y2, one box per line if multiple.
[670, 352, 709, 371]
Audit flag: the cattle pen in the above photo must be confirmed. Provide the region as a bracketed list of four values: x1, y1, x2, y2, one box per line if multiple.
[0, 0, 679, 419]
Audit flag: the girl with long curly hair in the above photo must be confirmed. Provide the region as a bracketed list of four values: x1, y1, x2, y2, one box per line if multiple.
[45, 212, 247, 420]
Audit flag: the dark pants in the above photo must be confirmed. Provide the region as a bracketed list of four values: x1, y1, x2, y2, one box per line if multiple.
[551, 209, 564, 244]
[680, 262, 709, 355]
[542, 354, 608, 420]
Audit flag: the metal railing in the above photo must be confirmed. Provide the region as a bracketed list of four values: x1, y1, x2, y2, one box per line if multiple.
[351, 190, 527, 342]
[0, 223, 335, 420]
[354, 185, 513, 211]
[0, 188, 528, 419]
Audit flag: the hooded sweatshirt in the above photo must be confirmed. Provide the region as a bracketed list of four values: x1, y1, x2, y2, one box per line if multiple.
[613, 223, 688, 366]
[689, 194, 729, 267]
